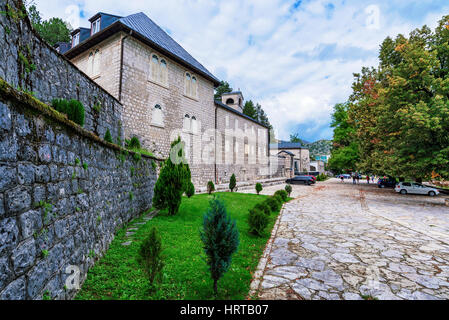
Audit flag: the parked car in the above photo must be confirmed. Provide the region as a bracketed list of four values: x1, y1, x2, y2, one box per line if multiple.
[395, 182, 440, 197]
[337, 174, 351, 179]
[377, 177, 397, 188]
[286, 176, 316, 186]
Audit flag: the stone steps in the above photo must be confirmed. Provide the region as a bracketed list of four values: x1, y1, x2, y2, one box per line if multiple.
[197, 177, 286, 194]
[121, 210, 159, 246]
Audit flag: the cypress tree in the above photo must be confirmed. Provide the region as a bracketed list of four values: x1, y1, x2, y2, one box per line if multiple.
[229, 174, 236, 192]
[153, 138, 191, 216]
[200, 198, 239, 296]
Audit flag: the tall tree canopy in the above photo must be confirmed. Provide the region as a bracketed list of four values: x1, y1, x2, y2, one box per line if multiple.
[214, 81, 233, 101]
[330, 15, 449, 180]
[27, 5, 72, 46]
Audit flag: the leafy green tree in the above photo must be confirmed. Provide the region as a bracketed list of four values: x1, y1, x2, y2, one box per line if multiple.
[200, 198, 239, 296]
[28, 5, 72, 46]
[214, 81, 233, 100]
[229, 174, 236, 192]
[153, 138, 191, 215]
[327, 103, 359, 174]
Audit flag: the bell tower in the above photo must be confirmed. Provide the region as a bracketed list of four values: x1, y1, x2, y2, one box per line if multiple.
[222, 91, 244, 112]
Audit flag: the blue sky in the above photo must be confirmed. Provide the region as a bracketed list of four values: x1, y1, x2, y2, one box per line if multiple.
[34, 0, 449, 142]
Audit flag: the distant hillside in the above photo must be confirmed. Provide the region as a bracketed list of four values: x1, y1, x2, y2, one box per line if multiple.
[304, 140, 332, 158]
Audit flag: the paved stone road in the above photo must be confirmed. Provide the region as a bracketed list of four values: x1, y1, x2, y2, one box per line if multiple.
[250, 179, 449, 300]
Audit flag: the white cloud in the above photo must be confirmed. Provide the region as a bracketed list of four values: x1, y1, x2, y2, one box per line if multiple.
[32, 0, 449, 141]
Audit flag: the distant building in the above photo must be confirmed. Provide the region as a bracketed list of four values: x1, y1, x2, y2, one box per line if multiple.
[310, 160, 326, 174]
[270, 141, 310, 177]
[314, 154, 331, 163]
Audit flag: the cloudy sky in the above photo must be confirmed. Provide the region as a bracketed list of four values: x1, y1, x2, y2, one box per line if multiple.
[33, 0, 449, 142]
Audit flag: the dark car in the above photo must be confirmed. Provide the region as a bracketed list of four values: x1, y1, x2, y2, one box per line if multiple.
[378, 177, 397, 188]
[286, 176, 316, 186]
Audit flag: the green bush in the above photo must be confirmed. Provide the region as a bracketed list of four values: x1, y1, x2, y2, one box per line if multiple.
[229, 174, 236, 192]
[316, 173, 328, 182]
[200, 198, 239, 296]
[68, 99, 85, 127]
[51, 98, 85, 127]
[248, 207, 269, 237]
[254, 202, 271, 216]
[285, 184, 292, 197]
[104, 129, 113, 143]
[255, 183, 263, 195]
[186, 181, 195, 198]
[127, 136, 141, 150]
[137, 227, 164, 287]
[207, 181, 215, 195]
[153, 138, 191, 216]
[274, 190, 288, 202]
[51, 98, 68, 114]
[265, 196, 282, 212]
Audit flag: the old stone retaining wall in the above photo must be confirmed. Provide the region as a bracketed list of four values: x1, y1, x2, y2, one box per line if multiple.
[0, 75, 160, 300]
[0, 0, 122, 141]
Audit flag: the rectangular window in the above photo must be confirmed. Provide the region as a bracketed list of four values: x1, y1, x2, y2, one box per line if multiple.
[72, 33, 80, 47]
[92, 18, 101, 35]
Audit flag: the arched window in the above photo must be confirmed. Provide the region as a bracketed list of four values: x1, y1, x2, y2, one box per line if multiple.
[92, 49, 100, 76]
[185, 73, 191, 96]
[226, 98, 234, 105]
[185, 72, 198, 99]
[191, 116, 198, 134]
[192, 76, 197, 98]
[151, 54, 159, 81]
[151, 104, 164, 127]
[87, 52, 94, 75]
[160, 59, 168, 85]
[183, 114, 191, 132]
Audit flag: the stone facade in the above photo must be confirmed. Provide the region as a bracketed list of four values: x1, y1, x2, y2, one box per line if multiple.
[0, 83, 159, 300]
[270, 146, 310, 174]
[0, 0, 160, 300]
[66, 11, 274, 188]
[0, 0, 123, 141]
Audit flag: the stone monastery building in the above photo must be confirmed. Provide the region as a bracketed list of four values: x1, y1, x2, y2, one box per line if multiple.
[59, 12, 273, 187]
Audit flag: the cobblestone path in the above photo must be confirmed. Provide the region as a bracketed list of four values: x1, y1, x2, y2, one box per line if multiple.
[250, 180, 449, 300]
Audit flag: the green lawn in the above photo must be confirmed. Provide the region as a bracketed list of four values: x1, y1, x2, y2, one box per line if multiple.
[75, 192, 282, 300]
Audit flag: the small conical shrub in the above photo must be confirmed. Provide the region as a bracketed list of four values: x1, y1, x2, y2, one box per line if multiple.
[229, 174, 236, 192]
[200, 198, 239, 296]
[207, 181, 215, 195]
[137, 227, 164, 287]
[285, 184, 292, 197]
[68, 99, 85, 127]
[248, 207, 269, 237]
[104, 129, 113, 143]
[255, 183, 263, 195]
[186, 181, 195, 198]
[128, 136, 141, 149]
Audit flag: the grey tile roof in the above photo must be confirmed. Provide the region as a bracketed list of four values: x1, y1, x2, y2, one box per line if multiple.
[119, 13, 219, 84]
[214, 100, 270, 129]
[270, 141, 305, 149]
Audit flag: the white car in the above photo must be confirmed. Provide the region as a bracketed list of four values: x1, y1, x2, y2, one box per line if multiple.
[395, 182, 440, 197]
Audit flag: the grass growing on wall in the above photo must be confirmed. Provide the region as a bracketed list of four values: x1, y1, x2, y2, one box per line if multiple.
[75, 192, 282, 300]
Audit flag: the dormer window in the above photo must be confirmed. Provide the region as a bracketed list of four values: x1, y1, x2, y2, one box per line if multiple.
[72, 32, 80, 47]
[92, 18, 101, 35]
